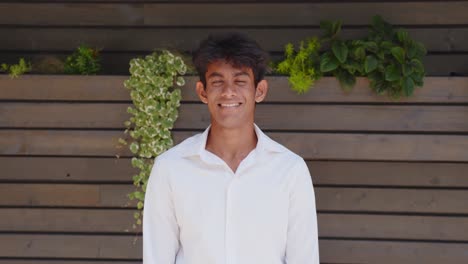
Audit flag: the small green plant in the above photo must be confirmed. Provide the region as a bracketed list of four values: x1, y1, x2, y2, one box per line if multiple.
[1, 58, 32, 78]
[275, 38, 322, 94]
[64, 44, 101, 74]
[319, 20, 367, 90]
[119, 50, 187, 227]
[364, 15, 426, 99]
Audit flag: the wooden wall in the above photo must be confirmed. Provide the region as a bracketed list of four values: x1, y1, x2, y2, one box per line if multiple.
[1, 1, 468, 263]
[2, 75, 468, 263]
[1, 1, 468, 76]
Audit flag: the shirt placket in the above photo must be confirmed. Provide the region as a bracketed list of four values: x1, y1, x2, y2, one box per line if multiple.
[225, 171, 238, 264]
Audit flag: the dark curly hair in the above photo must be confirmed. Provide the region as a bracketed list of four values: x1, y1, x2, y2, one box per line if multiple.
[192, 32, 270, 88]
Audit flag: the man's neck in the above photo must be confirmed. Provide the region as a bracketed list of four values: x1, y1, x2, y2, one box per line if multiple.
[205, 122, 258, 172]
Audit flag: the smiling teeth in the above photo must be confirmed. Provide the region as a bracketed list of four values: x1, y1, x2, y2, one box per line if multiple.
[221, 103, 240, 107]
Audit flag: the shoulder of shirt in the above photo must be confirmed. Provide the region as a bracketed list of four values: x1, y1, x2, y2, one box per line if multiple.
[262, 133, 305, 165]
[153, 132, 203, 164]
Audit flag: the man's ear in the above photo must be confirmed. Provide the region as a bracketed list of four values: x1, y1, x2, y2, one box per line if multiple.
[196, 81, 208, 104]
[254, 79, 268, 103]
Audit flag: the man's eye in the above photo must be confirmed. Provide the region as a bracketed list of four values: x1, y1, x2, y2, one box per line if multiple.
[211, 81, 223, 86]
[236, 81, 247, 85]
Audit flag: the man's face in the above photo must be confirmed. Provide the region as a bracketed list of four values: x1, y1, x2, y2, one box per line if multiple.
[196, 60, 268, 129]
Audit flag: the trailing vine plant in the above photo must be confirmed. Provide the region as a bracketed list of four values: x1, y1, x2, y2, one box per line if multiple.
[119, 50, 187, 227]
[275, 15, 427, 99]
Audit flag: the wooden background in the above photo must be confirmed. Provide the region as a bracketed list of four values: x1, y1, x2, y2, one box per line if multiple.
[1, 1, 468, 263]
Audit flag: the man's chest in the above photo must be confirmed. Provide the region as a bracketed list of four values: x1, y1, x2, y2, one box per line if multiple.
[169, 162, 292, 243]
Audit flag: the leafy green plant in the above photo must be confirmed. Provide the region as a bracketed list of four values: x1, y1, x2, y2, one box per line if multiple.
[1, 58, 32, 78]
[319, 20, 367, 90]
[364, 15, 426, 99]
[275, 15, 426, 99]
[119, 50, 187, 227]
[275, 38, 321, 94]
[64, 44, 101, 75]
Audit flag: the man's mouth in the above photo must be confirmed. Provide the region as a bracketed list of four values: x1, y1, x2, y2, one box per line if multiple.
[218, 103, 242, 108]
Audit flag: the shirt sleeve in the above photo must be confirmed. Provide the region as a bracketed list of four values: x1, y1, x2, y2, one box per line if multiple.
[285, 158, 320, 264]
[143, 157, 180, 264]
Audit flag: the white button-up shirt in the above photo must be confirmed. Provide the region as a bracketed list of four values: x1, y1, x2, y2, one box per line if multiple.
[143, 124, 319, 264]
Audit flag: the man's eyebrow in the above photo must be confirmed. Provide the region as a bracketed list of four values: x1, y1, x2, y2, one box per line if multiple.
[207, 72, 223, 79]
[207, 70, 250, 79]
[233, 71, 250, 77]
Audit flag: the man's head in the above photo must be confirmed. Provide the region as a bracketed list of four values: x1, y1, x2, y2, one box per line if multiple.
[192, 33, 270, 129]
[192, 32, 270, 88]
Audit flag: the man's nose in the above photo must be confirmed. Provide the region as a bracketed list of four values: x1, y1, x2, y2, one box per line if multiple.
[221, 82, 237, 96]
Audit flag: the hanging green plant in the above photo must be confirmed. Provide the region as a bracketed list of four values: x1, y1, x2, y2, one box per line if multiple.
[118, 50, 187, 227]
[275, 38, 321, 94]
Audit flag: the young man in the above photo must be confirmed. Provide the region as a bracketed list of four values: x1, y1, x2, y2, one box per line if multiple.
[143, 32, 319, 264]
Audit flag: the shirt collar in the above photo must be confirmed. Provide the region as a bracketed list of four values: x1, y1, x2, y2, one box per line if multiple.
[181, 123, 285, 158]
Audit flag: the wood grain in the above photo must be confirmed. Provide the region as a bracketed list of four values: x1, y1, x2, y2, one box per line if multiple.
[1, 130, 468, 161]
[2, 76, 467, 103]
[1, 2, 468, 26]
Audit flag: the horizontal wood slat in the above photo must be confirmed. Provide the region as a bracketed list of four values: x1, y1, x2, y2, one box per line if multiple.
[1, 27, 468, 52]
[0, 234, 141, 259]
[317, 188, 468, 214]
[1, 234, 467, 263]
[1, 3, 468, 26]
[2, 157, 468, 187]
[2, 130, 468, 161]
[0, 184, 135, 208]
[2, 208, 468, 241]
[319, 239, 468, 264]
[2, 76, 467, 103]
[310, 161, 468, 187]
[318, 213, 468, 241]
[2, 184, 467, 213]
[0, 261, 140, 264]
[1, 52, 466, 76]
[264, 132, 468, 162]
[0, 209, 138, 233]
[0, 157, 136, 183]
[1, 0, 417, 1]
[0, 130, 135, 157]
[3, 103, 468, 132]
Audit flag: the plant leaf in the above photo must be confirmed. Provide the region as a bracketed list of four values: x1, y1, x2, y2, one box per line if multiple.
[335, 69, 356, 91]
[402, 76, 415, 96]
[320, 53, 339, 72]
[365, 41, 379, 53]
[391, 47, 405, 64]
[354, 46, 366, 60]
[331, 21, 342, 37]
[396, 29, 409, 43]
[320, 20, 334, 37]
[385, 65, 400, 81]
[364, 55, 378, 73]
[402, 63, 414, 76]
[332, 41, 348, 64]
[410, 58, 425, 73]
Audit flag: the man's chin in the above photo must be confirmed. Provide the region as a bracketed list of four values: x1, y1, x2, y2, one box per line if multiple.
[211, 118, 251, 130]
